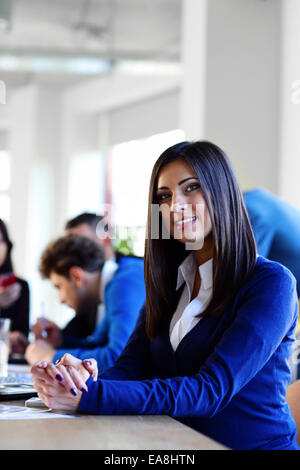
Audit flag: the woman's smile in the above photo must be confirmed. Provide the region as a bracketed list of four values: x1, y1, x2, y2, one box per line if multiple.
[174, 214, 197, 229]
[156, 159, 212, 246]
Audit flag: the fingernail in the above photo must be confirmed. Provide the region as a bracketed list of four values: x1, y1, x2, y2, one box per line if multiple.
[70, 388, 77, 396]
[55, 359, 61, 365]
[84, 360, 92, 366]
[56, 374, 63, 382]
[81, 387, 88, 394]
[37, 361, 47, 368]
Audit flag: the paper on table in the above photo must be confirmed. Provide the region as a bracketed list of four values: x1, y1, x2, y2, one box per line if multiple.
[0, 404, 80, 420]
[8, 364, 31, 374]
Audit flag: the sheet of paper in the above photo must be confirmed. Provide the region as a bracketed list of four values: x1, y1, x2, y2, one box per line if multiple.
[8, 364, 31, 374]
[0, 404, 80, 420]
[6, 364, 33, 384]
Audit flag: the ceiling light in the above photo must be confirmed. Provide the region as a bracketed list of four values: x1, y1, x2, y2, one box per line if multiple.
[0, 54, 112, 76]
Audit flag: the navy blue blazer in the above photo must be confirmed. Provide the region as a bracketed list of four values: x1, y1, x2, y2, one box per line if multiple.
[79, 256, 300, 450]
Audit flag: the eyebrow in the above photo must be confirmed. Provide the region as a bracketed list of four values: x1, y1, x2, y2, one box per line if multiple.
[156, 177, 198, 191]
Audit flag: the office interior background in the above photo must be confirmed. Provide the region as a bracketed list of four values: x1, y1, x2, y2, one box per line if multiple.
[0, 0, 299, 328]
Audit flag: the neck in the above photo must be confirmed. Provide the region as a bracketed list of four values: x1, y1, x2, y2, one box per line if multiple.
[193, 233, 214, 266]
[104, 244, 115, 261]
[87, 270, 102, 304]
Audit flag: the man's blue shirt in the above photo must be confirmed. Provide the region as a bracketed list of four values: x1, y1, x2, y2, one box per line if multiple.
[52, 256, 145, 373]
[244, 188, 300, 295]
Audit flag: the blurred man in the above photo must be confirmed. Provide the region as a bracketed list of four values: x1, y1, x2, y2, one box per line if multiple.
[26, 234, 146, 375]
[244, 188, 300, 379]
[65, 212, 115, 261]
[65, 213, 119, 334]
[244, 188, 300, 296]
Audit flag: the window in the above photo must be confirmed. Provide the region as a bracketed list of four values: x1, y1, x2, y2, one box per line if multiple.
[110, 129, 185, 256]
[67, 152, 105, 219]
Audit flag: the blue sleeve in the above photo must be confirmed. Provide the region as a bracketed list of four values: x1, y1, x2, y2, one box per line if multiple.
[79, 265, 298, 416]
[53, 268, 145, 374]
[58, 335, 98, 349]
[244, 189, 276, 257]
[99, 305, 154, 381]
[52, 322, 109, 363]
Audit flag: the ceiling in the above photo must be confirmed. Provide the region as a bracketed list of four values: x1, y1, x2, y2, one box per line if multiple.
[0, 0, 182, 88]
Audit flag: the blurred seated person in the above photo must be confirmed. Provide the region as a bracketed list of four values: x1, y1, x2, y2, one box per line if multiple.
[244, 188, 300, 296]
[0, 219, 30, 353]
[65, 212, 114, 260]
[25, 234, 146, 374]
[63, 212, 119, 338]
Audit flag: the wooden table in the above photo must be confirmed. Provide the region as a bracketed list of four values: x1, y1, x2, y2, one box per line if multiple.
[1, 364, 228, 450]
[0, 399, 227, 450]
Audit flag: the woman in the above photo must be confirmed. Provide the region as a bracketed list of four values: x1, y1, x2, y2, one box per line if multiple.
[0, 219, 30, 350]
[31, 141, 299, 450]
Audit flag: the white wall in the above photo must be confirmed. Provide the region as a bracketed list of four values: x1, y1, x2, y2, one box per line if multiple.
[180, 0, 208, 140]
[204, 0, 281, 194]
[10, 84, 38, 276]
[8, 83, 64, 325]
[0, 91, 10, 130]
[109, 90, 179, 146]
[278, 0, 300, 209]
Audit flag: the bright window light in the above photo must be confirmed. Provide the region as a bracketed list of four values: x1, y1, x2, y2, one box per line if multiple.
[0, 194, 10, 222]
[111, 129, 185, 256]
[68, 152, 104, 219]
[0, 151, 10, 191]
[0, 55, 111, 75]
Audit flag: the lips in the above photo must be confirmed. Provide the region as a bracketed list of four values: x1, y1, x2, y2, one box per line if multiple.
[175, 215, 197, 228]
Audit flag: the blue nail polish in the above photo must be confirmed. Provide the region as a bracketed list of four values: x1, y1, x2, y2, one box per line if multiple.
[84, 360, 92, 366]
[70, 388, 77, 396]
[81, 388, 88, 394]
[56, 374, 63, 382]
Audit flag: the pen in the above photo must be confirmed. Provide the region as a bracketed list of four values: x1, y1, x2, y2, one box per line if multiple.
[40, 302, 48, 339]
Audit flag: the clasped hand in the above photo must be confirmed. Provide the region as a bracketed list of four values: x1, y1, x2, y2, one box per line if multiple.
[30, 353, 98, 411]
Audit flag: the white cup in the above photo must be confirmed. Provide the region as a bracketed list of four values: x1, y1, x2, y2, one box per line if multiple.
[0, 318, 11, 377]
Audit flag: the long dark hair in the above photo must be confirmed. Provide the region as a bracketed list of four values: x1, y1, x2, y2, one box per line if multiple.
[144, 140, 257, 339]
[0, 219, 14, 274]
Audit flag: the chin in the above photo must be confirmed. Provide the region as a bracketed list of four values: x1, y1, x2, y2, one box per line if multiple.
[66, 303, 75, 311]
[173, 230, 200, 243]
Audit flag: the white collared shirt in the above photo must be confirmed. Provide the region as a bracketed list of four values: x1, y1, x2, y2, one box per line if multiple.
[96, 257, 119, 325]
[169, 254, 213, 351]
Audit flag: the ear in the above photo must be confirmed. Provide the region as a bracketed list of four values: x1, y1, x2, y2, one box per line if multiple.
[69, 266, 85, 287]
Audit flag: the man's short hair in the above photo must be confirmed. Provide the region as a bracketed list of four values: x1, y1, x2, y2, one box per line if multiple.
[39, 234, 105, 279]
[65, 212, 108, 233]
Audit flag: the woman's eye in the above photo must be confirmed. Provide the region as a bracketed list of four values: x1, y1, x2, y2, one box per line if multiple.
[157, 193, 170, 203]
[186, 184, 199, 192]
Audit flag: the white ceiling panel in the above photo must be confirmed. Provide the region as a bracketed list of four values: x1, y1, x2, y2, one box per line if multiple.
[0, 0, 181, 87]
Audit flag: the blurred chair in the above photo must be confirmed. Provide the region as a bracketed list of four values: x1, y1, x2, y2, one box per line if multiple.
[286, 380, 300, 446]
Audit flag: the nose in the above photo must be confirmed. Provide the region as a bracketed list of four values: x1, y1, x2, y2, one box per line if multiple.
[169, 192, 189, 213]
